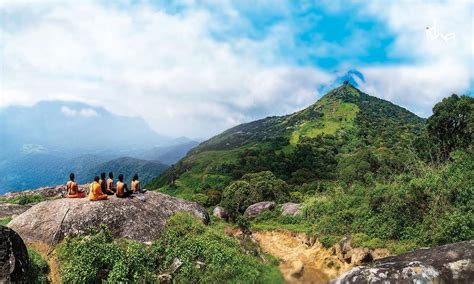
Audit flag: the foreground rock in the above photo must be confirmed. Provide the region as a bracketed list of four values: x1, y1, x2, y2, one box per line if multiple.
[0, 203, 32, 219]
[8, 192, 209, 244]
[244, 201, 275, 219]
[281, 203, 302, 216]
[0, 226, 29, 282]
[332, 240, 474, 283]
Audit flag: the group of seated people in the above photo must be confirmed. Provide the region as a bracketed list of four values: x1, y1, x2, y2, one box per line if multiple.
[66, 172, 144, 201]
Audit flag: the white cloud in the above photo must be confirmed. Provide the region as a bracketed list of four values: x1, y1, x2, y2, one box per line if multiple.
[0, 1, 332, 138]
[0, 0, 471, 139]
[355, 0, 472, 116]
[61, 106, 98, 117]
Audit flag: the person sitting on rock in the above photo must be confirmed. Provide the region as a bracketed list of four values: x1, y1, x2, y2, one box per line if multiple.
[100, 172, 114, 195]
[66, 173, 86, 198]
[116, 174, 133, 198]
[131, 174, 146, 193]
[107, 172, 115, 193]
[89, 176, 108, 201]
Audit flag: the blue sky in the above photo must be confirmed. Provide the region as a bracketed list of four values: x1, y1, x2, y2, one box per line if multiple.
[0, 0, 472, 138]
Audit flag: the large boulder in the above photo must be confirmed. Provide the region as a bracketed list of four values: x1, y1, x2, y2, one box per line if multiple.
[244, 201, 275, 219]
[8, 192, 209, 244]
[0, 226, 29, 282]
[332, 240, 474, 283]
[281, 203, 302, 216]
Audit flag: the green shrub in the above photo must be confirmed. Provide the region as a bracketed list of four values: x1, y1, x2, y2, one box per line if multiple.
[56, 227, 159, 283]
[156, 212, 283, 283]
[319, 235, 337, 248]
[27, 249, 49, 283]
[6, 194, 47, 205]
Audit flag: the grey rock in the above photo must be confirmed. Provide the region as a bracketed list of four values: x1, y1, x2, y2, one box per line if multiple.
[281, 203, 302, 216]
[332, 240, 474, 284]
[170, 257, 182, 273]
[8, 192, 209, 243]
[2, 184, 89, 200]
[158, 273, 172, 283]
[0, 203, 31, 219]
[194, 260, 207, 269]
[244, 201, 275, 219]
[213, 206, 228, 219]
[0, 226, 29, 282]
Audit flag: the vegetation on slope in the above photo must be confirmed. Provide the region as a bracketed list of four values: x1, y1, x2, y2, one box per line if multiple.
[56, 214, 282, 283]
[148, 84, 473, 252]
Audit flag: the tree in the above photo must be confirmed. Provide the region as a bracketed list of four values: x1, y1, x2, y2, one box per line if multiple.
[220, 171, 289, 218]
[426, 94, 473, 160]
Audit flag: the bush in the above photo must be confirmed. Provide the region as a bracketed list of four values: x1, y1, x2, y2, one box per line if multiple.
[319, 235, 337, 248]
[221, 171, 289, 218]
[27, 249, 49, 283]
[155, 212, 283, 283]
[56, 214, 282, 283]
[56, 227, 160, 283]
[6, 194, 47, 205]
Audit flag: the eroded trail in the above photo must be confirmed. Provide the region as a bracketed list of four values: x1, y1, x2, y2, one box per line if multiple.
[254, 231, 351, 284]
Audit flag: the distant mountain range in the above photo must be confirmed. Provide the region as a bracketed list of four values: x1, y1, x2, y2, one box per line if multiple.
[0, 100, 198, 193]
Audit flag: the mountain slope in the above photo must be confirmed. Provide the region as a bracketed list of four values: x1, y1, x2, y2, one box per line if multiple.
[82, 157, 168, 185]
[148, 83, 424, 196]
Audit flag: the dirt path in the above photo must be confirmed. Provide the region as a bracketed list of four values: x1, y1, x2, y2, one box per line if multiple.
[254, 231, 351, 284]
[28, 242, 61, 284]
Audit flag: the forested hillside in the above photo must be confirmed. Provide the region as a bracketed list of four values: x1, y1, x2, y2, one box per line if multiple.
[148, 83, 473, 249]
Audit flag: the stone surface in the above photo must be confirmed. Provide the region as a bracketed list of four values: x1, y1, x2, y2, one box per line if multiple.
[212, 206, 228, 220]
[0, 203, 31, 219]
[2, 184, 89, 200]
[281, 203, 302, 216]
[0, 226, 29, 283]
[244, 201, 275, 219]
[8, 192, 209, 244]
[332, 240, 474, 284]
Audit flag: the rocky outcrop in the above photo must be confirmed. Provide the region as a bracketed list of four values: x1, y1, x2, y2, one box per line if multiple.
[332, 240, 474, 283]
[0, 226, 29, 282]
[8, 192, 209, 244]
[281, 203, 302, 216]
[244, 201, 275, 219]
[0, 203, 31, 219]
[212, 206, 228, 220]
[2, 184, 90, 200]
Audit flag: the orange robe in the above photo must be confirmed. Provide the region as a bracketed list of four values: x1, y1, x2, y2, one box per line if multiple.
[89, 181, 108, 201]
[131, 180, 140, 193]
[67, 181, 86, 198]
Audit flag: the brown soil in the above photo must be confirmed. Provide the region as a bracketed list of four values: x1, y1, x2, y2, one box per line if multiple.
[254, 231, 352, 284]
[28, 242, 61, 284]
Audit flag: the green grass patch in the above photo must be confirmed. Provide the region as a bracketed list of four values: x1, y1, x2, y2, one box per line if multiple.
[0, 217, 12, 226]
[0, 194, 47, 205]
[27, 249, 49, 283]
[290, 102, 358, 145]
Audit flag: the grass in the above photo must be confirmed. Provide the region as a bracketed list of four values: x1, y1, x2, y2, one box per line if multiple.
[0, 217, 12, 226]
[0, 194, 47, 205]
[290, 102, 359, 145]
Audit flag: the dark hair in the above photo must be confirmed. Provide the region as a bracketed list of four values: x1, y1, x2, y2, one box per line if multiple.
[94, 176, 100, 182]
[108, 172, 113, 179]
[69, 173, 75, 181]
[133, 174, 139, 181]
[100, 172, 106, 179]
[118, 174, 124, 182]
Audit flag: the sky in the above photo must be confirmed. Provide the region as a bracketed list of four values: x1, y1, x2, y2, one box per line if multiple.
[0, 0, 472, 139]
